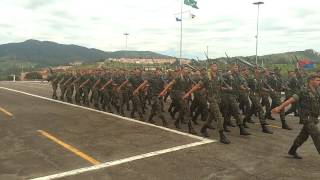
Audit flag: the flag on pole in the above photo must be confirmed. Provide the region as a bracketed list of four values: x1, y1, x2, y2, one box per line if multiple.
[184, 0, 199, 9]
[298, 59, 315, 69]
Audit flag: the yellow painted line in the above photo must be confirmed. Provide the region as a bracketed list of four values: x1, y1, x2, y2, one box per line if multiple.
[254, 123, 282, 129]
[38, 130, 100, 165]
[0, 107, 13, 117]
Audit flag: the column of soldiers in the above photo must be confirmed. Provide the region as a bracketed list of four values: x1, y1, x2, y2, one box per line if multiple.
[47, 63, 309, 147]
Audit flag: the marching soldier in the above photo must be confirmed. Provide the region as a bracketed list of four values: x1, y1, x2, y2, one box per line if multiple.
[199, 63, 230, 144]
[220, 64, 251, 135]
[147, 68, 168, 127]
[272, 74, 320, 159]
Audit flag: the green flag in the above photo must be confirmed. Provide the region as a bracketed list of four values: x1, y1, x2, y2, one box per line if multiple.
[184, 0, 199, 9]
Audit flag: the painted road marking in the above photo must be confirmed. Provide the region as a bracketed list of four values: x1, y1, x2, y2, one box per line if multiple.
[0, 106, 13, 117]
[0, 86, 212, 141]
[29, 139, 215, 180]
[38, 130, 100, 165]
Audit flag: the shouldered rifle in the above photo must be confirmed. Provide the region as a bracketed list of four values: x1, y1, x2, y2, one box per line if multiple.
[63, 76, 74, 86]
[71, 76, 81, 85]
[133, 80, 148, 96]
[79, 79, 90, 89]
[92, 79, 101, 91]
[183, 82, 202, 99]
[158, 79, 176, 97]
[116, 80, 129, 92]
[100, 79, 113, 91]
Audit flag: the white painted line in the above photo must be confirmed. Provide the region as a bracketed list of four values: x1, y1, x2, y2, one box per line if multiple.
[29, 139, 215, 180]
[0, 86, 211, 141]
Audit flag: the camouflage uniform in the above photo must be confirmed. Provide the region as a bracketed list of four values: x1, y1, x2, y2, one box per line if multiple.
[289, 87, 320, 156]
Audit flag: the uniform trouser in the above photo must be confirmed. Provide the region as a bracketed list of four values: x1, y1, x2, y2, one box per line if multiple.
[221, 94, 243, 126]
[193, 95, 208, 122]
[74, 86, 82, 104]
[60, 85, 66, 100]
[261, 94, 271, 117]
[82, 87, 90, 105]
[52, 83, 58, 99]
[91, 89, 100, 108]
[172, 91, 187, 123]
[131, 93, 144, 119]
[102, 90, 113, 112]
[271, 92, 285, 121]
[119, 90, 130, 114]
[293, 116, 320, 153]
[190, 95, 199, 115]
[65, 85, 74, 103]
[205, 97, 223, 131]
[149, 96, 165, 121]
[239, 93, 250, 118]
[248, 93, 267, 125]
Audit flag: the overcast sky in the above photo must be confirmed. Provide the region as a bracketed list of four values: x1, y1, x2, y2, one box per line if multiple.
[0, 0, 319, 59]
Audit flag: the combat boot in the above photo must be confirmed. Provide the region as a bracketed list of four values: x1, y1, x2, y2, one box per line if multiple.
[281, 120, 292, 130]
[219, 130, 231, 144]
[188, 122, 197, 135]
[262, 125, 273, 134]
[288, 145, 302, 159]
[239, 125, 251, 136]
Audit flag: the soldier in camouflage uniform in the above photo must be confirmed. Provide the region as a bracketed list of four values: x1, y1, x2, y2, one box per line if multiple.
[48, 70, 59, 100]
[200, 63, 231, 144]
[268, 68, 292, 130]
[285, 70, 299, 116]
[273, 74, 320, 159]
[170, 67, 196, 134]
[220, 64, 251, 135]
[128, 68, 145, 121]
[147, 68, 168, 127]
[246, 67, 273, 134]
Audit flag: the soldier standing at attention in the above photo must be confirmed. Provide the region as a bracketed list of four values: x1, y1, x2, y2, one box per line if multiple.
[273, 74, 320, 159]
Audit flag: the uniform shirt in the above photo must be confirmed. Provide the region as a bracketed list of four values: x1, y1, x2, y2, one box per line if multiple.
[128, 75, 144, 89]
[292, 87, 320, 117]
[148, 75, 165, 96]
[172, 75, 190, 92]
[202, 75, 221, 98]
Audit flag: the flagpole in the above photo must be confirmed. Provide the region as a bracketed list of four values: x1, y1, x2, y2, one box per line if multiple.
[179, 0, 183, 66]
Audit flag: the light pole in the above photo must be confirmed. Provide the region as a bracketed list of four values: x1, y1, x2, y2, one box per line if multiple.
[253, 1, 264, 66]
[123, 32, 129, 50]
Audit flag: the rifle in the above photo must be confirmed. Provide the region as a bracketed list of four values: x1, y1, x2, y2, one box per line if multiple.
[63, 76, 74, 86]
[79, 79, 90, 89]
[116, 80, 129, 92]
[100, 79, 113, 91]
[158, 79, 176, 97]
[71, 76, 81, 85]
[182, 82, 202, 99]
[92, 79, 101, 91]
[133, 80, 148, 96]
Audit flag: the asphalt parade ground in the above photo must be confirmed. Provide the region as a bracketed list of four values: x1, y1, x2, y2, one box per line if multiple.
[0, 81, 319, 180]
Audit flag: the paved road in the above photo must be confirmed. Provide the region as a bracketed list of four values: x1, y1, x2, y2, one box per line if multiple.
[0, 81, 319, 180]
